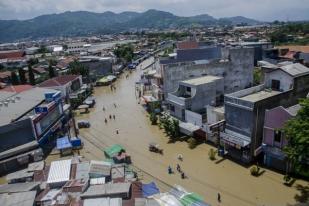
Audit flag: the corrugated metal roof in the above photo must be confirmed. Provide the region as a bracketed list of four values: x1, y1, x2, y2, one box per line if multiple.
[0, 182, 40, 194]
[280, 63, 309, 77]
[47, 159, 71, 185]
[75, 162, 90, 180]
[0, 191, 36, 206]
[83, 198, 122, 206]
[81, 183, 131, 198]
[89, 160, 112, 177]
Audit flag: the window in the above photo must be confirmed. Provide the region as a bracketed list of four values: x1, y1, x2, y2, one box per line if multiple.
[186, 87, 191, 92]
[274, 130, 282, 143]
[271, 80, 280, 91]
[170, 105, 175, 112]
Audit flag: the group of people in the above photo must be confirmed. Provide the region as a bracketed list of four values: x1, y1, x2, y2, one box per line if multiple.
[167, 154, 186, 179]
[102, 104, 119, 135]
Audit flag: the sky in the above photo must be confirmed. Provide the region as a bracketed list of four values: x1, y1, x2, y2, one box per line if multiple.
[0, 0, 309, 21]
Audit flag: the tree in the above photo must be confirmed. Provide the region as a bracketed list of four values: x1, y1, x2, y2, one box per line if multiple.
[28, 65, 35, 85]
[18, 68, 27, 84]
[208, 148, 216, 160]
[48, 64, 56, 78]
[114, 44, 134, 63]
[27, 58, 39, 66]
[68, 60, 89, 77]
[10, 71, 19, 85]
[283, 98, 309, 176]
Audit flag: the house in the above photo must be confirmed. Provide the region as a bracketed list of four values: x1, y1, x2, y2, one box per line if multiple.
[153, 45, 254, 100]
[262, 104, 301, 171]
[166, 75, 224, 121]
[0, 50, 27, 68]
[220, 63, 309, 163]
[38, 75, 84, 99]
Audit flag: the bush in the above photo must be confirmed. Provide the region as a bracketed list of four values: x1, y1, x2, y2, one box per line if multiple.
[283, 175, 291, 182]
[188, 137, 197, 149]
[250, 165, 259, 176]
[208, 148, 216, 160]
[150, 113, 158, 125]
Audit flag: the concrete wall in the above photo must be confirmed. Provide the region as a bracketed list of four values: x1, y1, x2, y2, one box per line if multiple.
[264, 69, 294, 91]
[161, 47, 254, 99]
[185, 110, 203, 126]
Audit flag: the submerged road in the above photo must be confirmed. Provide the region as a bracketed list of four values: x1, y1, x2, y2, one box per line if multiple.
[76, 57, 307, 206]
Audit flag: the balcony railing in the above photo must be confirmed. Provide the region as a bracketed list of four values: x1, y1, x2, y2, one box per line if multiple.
[167, 93, 191, 107]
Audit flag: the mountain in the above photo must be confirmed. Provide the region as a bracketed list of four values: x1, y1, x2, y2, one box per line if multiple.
[219, 16, 260, 25]
[0, 10, 261, 42]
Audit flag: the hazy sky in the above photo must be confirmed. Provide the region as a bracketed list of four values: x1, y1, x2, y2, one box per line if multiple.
[0, 0, 309, 21]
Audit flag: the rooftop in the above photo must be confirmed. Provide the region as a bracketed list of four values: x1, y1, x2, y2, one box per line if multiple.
[39, 75, 80, 87]
[181, 75, 222, 86]
[0, 191, 36, 206]
[239, 89, 281, 102]
[279, 63, 309, 77]
[286, 104, 301, 116]
[1, 85, 33, 93]
[0, 87, 57, 126]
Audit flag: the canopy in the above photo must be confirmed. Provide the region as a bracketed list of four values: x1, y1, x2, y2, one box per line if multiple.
[56, 136, 72, 150]
[142, 182, 160, 197]
[104, 144, 125, 158]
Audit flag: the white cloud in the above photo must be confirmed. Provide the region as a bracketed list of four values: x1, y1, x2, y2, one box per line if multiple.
[0, 0, 308, 21]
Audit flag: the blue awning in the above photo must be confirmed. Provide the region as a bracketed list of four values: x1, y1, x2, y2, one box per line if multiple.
[142, 182, 160, 197]
[57, 136, 72, 150]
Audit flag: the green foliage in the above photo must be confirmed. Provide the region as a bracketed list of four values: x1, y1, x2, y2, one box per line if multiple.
[18, 68, 27, 84]
[150, 113, 158, 125]
[250, 165, 259, 176]
[48, 64, 56, 78]
[27, 58, 39, 66]
[283, 98, 309, 176]
[10, 71, 19, 85]
[37, 46, 49, 54]
[68, 60, 89, 77]
[208, 148, 216, 160]
[28, 65, 35, 85]
[188, 137, 197, 149]
[270, 23, 309, 45]
[114, 44, 134, 63]
[253, 67, 262, 85]
[159, 114, 180, 139]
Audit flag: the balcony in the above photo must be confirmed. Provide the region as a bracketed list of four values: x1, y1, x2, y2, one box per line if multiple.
[166, 93, 191, 108]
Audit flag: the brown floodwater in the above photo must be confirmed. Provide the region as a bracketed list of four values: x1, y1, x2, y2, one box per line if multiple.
[74, 57, 308, 206]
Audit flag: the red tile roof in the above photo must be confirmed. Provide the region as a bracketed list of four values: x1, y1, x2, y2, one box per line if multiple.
[38, 75, 80, 87]
[177, 40, 199, 50]
[1, 84, 33, 93]
[33, 67, 47, 74]
[0, 50, 25, 59]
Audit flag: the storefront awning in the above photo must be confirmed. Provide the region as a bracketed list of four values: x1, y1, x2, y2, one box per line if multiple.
[220, 129, 251, 147]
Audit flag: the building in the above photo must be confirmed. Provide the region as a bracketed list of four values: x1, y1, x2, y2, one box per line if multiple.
[220, 63, 309, 163]
[0, 88, 66, 174]
[67, 42, 89, 54]
[166, 75, 223, 121]
[38, 75, 83, 98]
[0, 50, 27, 68]
[153, 46, 254, 100]
[79, 56, 113, 79]
[262, 104, 301, 171]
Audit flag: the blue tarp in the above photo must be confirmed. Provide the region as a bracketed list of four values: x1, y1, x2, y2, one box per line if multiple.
[142, 182, 160, 197]
[57, 136, 72, 150]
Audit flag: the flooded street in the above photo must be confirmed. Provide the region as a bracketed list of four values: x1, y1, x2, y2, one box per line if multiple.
[75, 57, 308, 206]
